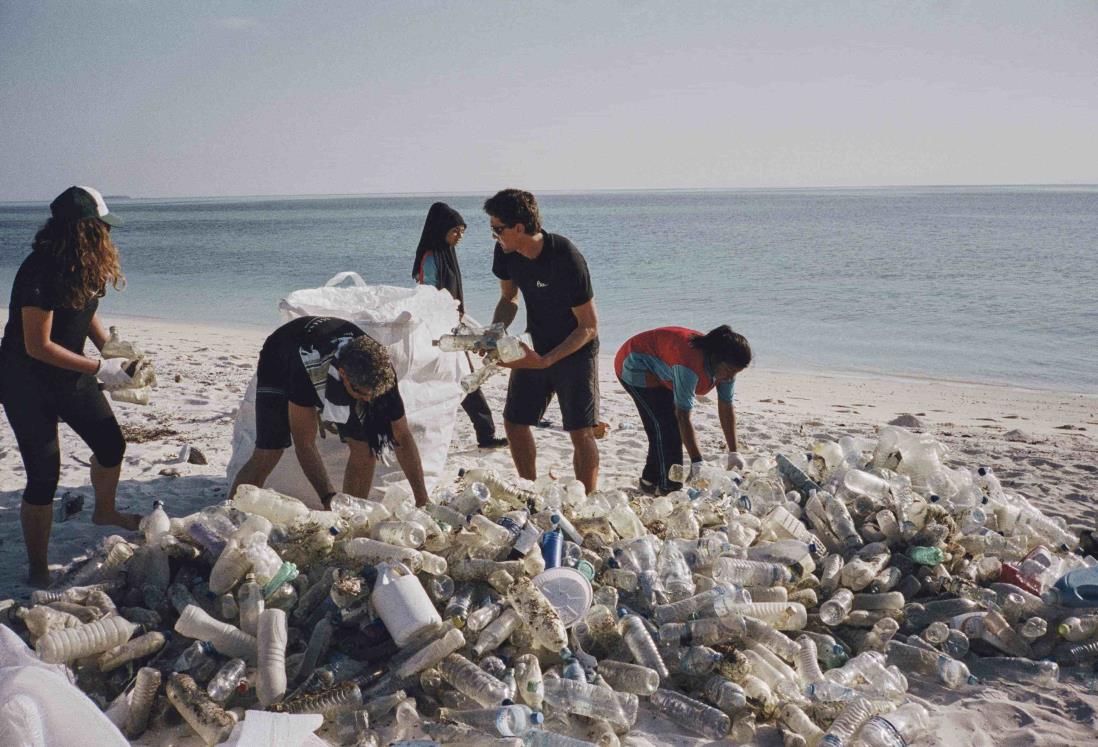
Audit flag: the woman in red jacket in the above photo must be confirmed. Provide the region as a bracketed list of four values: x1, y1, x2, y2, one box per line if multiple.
[615, 325, 751, 495]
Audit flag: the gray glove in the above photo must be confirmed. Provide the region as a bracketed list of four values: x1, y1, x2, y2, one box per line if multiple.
[96, 357, 134, 388]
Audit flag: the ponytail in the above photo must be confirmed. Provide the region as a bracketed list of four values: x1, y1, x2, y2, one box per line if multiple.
[689, 325, 752, 370]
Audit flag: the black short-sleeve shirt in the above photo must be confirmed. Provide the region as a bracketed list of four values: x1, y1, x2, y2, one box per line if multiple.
[0, 252, 99, 385]
[491, 232, 596, 355]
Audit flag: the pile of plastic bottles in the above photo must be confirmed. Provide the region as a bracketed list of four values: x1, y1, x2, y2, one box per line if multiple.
[6, 423, 1097, 746]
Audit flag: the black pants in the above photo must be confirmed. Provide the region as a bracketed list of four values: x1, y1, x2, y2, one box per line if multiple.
[619, 379, 683, 493]
[461, 389, 497, 444]
[1, 369, 126, 505]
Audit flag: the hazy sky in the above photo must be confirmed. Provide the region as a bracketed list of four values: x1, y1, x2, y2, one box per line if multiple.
[1, 1, 1095, 199]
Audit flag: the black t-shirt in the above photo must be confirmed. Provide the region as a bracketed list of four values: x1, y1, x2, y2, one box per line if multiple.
[491, 232, 596, 355]
[0, 252, 99, 385]
[263, 315, 405, 432]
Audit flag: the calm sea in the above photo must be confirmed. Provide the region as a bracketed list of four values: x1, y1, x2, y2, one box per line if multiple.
[2, 187, 1096, 393]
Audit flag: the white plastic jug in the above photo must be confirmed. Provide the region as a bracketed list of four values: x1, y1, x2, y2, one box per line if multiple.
[370, 562, 442, 648]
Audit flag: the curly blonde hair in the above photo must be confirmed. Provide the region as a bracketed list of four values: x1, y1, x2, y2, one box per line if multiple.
[32, 217, 125, 308]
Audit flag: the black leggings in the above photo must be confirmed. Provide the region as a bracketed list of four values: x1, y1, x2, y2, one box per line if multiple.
[1, 372, 125, 505]
[619, 379, 683, 493]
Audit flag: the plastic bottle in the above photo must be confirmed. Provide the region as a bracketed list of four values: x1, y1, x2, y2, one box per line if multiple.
[508, 575, 568, 651]
[522, 730, 598, 747]
[140, 500, 171, 544]
[1058, 615, 1098, 642]
[372, 520, 428, 549]
[820, 589, 855, 626]
[438, 704, 544, 737]
[966, 657, 1058, 687]
[648, 688, 731, 739]
[513, 653, 544, 709]
[472, 608, 522, 657]
[277, 682, 363, 715]
[232, 484, 310, 526]
[438, 653, 511, 707]
[394, 627, 466, 679]
[883, 640, 974, 688]
[780, 703, 826, 746]
[166, 672, 237, 746]
[820, 697, 886, 747]
[298, 617, 334, 683]
[256, 608, 288, 706]
[713, 557, 791, 586]
[123, 666, 162, 739]
[342, 537, 422, 571]
[174, 604, 258, 662]
[238, 574, 265, 636]
[712, 600, 809, 630]
[97, 630, 167, 672]
[855, 702, 930, 747]
[35, 615, 138, 664]
[953, 610, 1032, 658]
[594, 659, 660, 696]
[824, 494, 863, 551]
[207, 658, 247, 702]
[620, 612, 670, 678]
[541, 675, 639, 729]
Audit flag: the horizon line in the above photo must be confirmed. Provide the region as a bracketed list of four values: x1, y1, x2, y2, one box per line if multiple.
[2, 180, 1097, 204]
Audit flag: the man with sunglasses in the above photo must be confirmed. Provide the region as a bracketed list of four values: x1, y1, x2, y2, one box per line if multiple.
[485, 189, 600, 494]
[230, 316, 431, 508]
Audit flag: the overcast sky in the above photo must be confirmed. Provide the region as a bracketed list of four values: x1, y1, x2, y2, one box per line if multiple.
[1, 1, 1095, 200]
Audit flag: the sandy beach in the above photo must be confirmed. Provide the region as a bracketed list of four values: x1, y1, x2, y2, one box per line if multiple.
[1, 312, 1096, 745]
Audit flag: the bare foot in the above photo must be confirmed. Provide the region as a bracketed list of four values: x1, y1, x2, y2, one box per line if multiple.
[92, 510, 142, 531]
[27, 568, 52, 588]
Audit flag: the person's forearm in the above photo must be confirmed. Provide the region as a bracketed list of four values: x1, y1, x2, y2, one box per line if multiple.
[718, 402, 738, 452]
[676, 410, 703, 462]
[28, 341, 100, 375]
[492, 297, 519, 328]
[295, 443, 335, 501]
[394, 439, 429, 506]
[88, 314, 109, 351]
[543, 323, 597, 367]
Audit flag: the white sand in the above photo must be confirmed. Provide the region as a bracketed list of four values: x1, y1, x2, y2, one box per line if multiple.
[1, 313, 1096, 745]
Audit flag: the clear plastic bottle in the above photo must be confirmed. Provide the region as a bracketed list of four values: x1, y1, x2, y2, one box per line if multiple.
[1058, 615, 1098, 642]
[174, 604, 258, 662]
[596, 659, 660, 696]
[648, 688, 731, 739]
[780, 703, 825, 745]
[541, 675, 639, 729]
[438, 704, 544, 737]
[620, 612, 670, 678]
[232, 484, 310, 526]
[702, 675, 747, 713]
[141, 500, 171, 544]
[713, 557, 791, 586]
[393, 627, 465, 679]
[371, 520, 427, 549]
[507, 576, 568, 651]
[35, 615, 138, 664]
[513, 653, 544, 709]
[237, 574, 265, 637]
[207, 658, 247, 702]
[820, 589, 855, 626]
[472, 608, 522, 657]
[820, 697, 885, 747]
[966, 657, 1058, 687]
[166, 672, 237, 746]
[438, 653, 511, 707]
[883, 640, 974, 688]
[855, 702, 930, 747]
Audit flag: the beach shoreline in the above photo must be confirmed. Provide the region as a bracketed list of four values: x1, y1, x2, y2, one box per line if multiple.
[1, 312, 1096, 745]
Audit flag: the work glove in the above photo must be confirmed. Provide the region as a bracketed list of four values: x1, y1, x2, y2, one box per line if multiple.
[96, 357, 135, 389]
[725, 451, 746, 472]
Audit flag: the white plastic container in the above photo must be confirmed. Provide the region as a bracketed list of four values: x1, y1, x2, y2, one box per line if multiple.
[371, 563, 442, 648]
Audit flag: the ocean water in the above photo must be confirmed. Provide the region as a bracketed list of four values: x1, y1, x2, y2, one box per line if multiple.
[2, 187, 1097, 393]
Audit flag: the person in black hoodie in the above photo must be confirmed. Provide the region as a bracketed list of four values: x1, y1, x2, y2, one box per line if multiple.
[412, 202, 507, 449]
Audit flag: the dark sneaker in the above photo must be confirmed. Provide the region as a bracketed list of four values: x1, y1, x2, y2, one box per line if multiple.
[478, 437, 510, 449]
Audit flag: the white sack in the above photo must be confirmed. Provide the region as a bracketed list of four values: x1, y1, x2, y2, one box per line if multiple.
[227, 272, 464, 501]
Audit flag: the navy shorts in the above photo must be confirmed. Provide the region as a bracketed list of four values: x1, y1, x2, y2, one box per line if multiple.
[503, 342, 599, 431]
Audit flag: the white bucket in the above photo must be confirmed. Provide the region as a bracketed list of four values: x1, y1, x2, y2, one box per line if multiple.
[370, 562, 442, 648]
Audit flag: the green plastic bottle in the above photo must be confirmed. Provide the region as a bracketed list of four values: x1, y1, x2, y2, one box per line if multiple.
[906, 546, 945, 566]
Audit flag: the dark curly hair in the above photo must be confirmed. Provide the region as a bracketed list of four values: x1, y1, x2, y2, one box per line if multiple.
[31, 217, 125, 308]
[338, 335, 396, 394]
[483, 189, 542, 234]
[690, 325, 752, 370]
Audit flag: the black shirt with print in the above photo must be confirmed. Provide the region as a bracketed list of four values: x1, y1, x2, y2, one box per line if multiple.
[491, 232, 596, 356]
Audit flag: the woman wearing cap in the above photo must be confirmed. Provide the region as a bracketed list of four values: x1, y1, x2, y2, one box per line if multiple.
[412, 201, 507, 449]
[615, 325, 752, 495]
[0, 186, 141, 587]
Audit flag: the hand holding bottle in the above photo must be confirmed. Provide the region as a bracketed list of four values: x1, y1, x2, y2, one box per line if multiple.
[96, 357, 135, 389]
